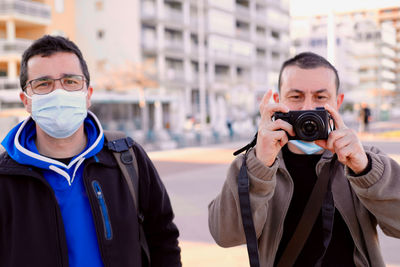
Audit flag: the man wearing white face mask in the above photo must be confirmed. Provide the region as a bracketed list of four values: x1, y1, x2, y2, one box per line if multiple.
[0, 35, 181, 267]
[209, 52, 400, 266]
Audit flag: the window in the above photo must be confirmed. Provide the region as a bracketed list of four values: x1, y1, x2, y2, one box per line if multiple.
[271, 51, 280, 60]
[256, 48, 266, 56]
[271, 31, 280, 40]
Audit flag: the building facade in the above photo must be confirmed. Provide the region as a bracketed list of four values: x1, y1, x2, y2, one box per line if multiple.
[75, 0, 291, 144]
[0, 0, 291, 145]
[292, 8, 399, 120]
[0, 0, 76, 110]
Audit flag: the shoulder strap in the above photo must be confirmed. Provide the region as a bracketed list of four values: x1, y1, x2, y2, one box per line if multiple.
[105, 130, 139, 208]
[276, 156, 337, 267]
[238, 150, 260, 267]
[104, 130, 151, 265]
[236, 138, 337, 267]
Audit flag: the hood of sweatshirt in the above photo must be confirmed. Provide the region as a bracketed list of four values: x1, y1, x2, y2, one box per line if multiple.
[1, 110, 104, 185]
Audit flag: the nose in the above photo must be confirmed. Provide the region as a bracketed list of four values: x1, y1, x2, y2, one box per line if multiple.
[54, 78, 64, 89]
[301, 96, 314, 110]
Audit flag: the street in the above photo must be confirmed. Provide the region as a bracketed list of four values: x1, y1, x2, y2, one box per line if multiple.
[149, 137, 400, 267]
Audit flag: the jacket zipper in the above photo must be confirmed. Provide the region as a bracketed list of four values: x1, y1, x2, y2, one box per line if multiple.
[92, 180, 113, 240]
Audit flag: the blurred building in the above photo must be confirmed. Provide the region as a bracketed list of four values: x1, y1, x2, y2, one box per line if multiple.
[0, 0, 76, 110]
[292, 7, 399, 119]
[377, 6, 400, 107]
[75, 0, 291, 144]
[291, 15, 360, 100]
[0, 0, 291, 146]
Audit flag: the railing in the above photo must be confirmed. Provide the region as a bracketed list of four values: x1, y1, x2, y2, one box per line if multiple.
[236, 29, 251, 40]
[0, 38, 32, 54]
[141, 41, 157, 52]
[190, 17, 198, 29]
[235, 4, 250, 17]
[214, 74, 230, 83]
[163, 9, 184, 24]
[0, 0, 51, 20]
[164, 39, 184, 52]
[141, 1, 156, 20]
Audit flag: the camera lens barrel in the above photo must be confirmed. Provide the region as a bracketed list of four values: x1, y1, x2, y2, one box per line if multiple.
[294, 112, 326, 141]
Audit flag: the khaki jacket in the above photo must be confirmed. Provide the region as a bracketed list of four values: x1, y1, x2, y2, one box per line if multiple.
[208, 146, 400, 267]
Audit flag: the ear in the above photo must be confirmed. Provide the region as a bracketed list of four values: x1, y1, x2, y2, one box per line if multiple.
[86, 86, 93, 108]
[19, 91, 32, 113]
[273, 92, 280, 103]
[336, 93, 344, 110]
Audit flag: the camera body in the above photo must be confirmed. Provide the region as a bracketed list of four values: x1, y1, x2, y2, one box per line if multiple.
[273, 107, 331, 141]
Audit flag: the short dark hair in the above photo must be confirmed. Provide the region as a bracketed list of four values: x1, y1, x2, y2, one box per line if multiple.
[278, 52, 340, 93]
[20, 35, 90, 90]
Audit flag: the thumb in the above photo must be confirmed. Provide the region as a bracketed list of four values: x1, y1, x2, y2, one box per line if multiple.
[315, 140, 328, 150]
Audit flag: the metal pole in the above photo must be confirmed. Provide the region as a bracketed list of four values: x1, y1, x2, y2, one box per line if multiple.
[197, 0, 207, 143]
[327, 8, 336, 66]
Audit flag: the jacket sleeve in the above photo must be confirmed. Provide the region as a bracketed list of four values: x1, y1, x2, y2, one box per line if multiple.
[346, 146, 400, 238]
[208, 148, 279, 247]
[133, 143, 182, 267]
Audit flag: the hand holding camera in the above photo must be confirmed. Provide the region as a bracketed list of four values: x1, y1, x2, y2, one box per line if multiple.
[256, 90, 295, 167]
[256, 91, 368, 173]
[315, 104, 369, 174]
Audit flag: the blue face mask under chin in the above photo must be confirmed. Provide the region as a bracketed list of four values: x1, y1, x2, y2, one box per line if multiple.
[289, 140, 323, 155]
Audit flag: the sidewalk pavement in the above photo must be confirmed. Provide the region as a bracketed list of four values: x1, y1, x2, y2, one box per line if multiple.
[149, 129, 400, 267]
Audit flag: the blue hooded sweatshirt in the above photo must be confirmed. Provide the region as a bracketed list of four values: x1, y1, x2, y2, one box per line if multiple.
[1, 111, 105, 267]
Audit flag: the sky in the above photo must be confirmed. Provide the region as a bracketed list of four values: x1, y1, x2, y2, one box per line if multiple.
[290, 0, 400, 16]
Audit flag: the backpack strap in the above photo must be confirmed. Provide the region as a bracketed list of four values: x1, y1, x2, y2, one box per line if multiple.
[104, 130, 151, 265]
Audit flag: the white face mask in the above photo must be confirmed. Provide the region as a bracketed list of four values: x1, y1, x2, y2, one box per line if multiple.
[29, 89, 88, 139]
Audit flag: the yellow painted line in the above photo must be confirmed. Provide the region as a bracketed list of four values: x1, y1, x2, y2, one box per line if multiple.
[180, 241, 248, 267]
[149, 147, 236, 164]
[180, 240, 400, 267]
[389, 154, 400, 164]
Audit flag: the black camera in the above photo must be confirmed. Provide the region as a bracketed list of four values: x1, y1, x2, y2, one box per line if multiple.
[273, 107, 332, 141]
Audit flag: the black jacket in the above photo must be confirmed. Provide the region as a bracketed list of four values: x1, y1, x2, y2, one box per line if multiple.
[0, 143, 181, 267]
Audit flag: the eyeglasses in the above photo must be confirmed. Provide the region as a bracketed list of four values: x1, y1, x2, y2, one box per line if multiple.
[24, 75, 86, 95]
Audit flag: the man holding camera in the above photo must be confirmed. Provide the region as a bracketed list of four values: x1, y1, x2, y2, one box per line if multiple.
[208, 52, 400, 266]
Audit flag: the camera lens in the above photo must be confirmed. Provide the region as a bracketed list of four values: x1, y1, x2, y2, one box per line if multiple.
[302, 120, 317, 135]
[294, 112, 325, 141]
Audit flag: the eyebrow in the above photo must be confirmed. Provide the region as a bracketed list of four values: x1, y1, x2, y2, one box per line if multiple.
[286, 89, 329, 94]
[32, 73, 80, 80]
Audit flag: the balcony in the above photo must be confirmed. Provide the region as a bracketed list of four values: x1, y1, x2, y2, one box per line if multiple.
[190, 16, 198, 30]
[235, 4, 250, 19]
[0, 0, 51, 23]
[0, 38, 32, 55]
[255, 33, 267, 45]
[165, 68, 186, 84]
[141, 40, 157, 54]
[214, 73, 230, 83]
[141, 1, 156, 21]
[164, 39, 183, 53]
[255, 11, 267, 25]
[236, 28, 251, 40]
[163, 9, 184, 26]
[0, 77, 19, 90]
